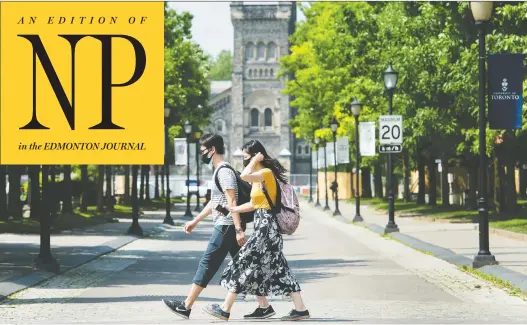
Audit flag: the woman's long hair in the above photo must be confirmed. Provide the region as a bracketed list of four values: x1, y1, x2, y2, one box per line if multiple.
[242, 140, 288, 184]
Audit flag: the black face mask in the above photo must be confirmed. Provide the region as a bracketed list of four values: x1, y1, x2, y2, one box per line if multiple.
[201, 149, 214, 164]
[243, 157, 252, 167]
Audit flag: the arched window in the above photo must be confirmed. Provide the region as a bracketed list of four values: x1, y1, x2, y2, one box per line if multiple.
[259, 69, 263, 77]
[216, 120, 224, 133]
[257, 42, 266, 60]
[251, 108, 259, 127]
[304, 145, 310, 155]
[297, 144, 302, 155]
[267, 42, 277, 60]
[246, 42, 255, 60]
[264, 69, 268, 77]
[264, 108, 273, 127]
[270, 69, 274, 77]
[248, 70, 252, 77]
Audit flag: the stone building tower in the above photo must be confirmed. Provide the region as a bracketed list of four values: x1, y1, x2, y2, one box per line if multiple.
[208, 2, 311, 173]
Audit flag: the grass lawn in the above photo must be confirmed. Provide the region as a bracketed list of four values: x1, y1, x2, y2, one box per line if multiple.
[0, 211, 116, 235]
[0, 204, 129, 234]
[136, 197, 185, 211]
[355, 197, 527, 234]
[0, 197, 190, 234]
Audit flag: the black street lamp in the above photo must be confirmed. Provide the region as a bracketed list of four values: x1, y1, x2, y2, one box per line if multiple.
[128, 165, 143, 236]
[322, 137, 330, 211]
[351, 97, 364, 223]
[330, 117, 341, 216]
[314, 137, 321, 207]
[471, 1, 497, 268]
[195, 127, 202, 212]
[163, 105, 174, 226]
[383, 64, 400, 234]
[184, 120, 193, 219]
[34, 165, 60, 273]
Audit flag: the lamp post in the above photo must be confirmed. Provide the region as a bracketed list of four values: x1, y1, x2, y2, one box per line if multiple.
[163, 106, 174, 225]
[330, 117, 341, 216]
[195, 128, 202, 212]
[383, 64, 400, 234]
[184, 120, 193, 219]
[128, 165, 143, 236]
[34, 165, 60, 273]
[323, 137, 330, 211]
[471, 1, 497, 268]
[351, 97, 364, 222]
[314, 137, 321, 207]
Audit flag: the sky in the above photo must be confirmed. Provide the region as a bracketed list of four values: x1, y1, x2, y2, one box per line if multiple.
[168, 1, 306, 58]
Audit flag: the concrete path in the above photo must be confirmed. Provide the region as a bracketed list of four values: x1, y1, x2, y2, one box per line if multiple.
[0, 210, 176, 300]
[327, 199, 527, 277]
[1, 202, 526, 323]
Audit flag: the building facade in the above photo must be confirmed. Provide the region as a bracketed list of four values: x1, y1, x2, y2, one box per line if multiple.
[206, 2, 311, 174]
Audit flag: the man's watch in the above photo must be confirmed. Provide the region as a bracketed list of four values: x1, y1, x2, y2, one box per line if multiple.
[235, 227, 243, 234]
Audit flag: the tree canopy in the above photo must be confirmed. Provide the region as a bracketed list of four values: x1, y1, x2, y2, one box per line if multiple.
[281, 1, 527, 211]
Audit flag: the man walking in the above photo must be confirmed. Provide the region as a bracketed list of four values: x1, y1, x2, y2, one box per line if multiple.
[162, 133, 247, 319]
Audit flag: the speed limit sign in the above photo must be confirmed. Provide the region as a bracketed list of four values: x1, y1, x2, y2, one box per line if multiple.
[379, 115, 403, 145]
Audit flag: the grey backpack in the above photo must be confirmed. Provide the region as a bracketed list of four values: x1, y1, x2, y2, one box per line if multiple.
[261, 175, 300, 235]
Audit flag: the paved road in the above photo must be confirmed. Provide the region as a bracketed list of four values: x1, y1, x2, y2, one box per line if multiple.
[1, 202, 526, 323]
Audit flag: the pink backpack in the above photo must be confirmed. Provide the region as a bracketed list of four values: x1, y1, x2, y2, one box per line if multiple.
[261, 176, 300, 235]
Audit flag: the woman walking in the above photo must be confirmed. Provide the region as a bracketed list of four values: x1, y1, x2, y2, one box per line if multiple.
[203, 140, 310, 321]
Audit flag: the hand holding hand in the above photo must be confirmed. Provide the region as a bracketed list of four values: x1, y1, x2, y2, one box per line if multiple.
[236, 231, 247, 246]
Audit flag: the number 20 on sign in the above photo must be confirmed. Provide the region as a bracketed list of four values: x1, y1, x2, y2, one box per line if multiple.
[379, 115, 403, 145]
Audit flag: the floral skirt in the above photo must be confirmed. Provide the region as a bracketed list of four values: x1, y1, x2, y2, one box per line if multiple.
[220, 209, 301, 296]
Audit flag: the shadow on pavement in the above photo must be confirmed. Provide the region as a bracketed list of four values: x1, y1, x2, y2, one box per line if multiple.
[3, 294, 224, 305]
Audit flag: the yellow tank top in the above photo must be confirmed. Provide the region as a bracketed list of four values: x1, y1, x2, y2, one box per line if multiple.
[251, 168, 277, 210]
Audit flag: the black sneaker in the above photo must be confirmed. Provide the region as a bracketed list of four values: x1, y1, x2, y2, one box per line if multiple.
[281, 309, 310, 321]
[203, 303, 230, 321]
[244, 305, 276, 319]
[162, 299, 191, 319]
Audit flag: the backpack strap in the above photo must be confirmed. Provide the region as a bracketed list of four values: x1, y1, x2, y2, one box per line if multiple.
[261, 173, 281, 214]
[214, 164, 234, 193]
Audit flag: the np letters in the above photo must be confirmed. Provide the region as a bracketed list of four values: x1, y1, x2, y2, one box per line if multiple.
[19, 34, 147, 130]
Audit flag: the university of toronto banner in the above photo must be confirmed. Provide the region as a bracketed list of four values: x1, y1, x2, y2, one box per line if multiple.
[0, 2, 164, 164]
[487, 53, 524, 130]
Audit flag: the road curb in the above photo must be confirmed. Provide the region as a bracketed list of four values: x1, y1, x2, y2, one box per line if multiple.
[368, 205, 527, 242]
[0, 223, 172, 302]
[309, 200, 527, 294]
[474, 225, 527, 242]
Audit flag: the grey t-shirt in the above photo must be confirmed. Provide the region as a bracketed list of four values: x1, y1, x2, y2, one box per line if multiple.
[211, 162, 238, 225]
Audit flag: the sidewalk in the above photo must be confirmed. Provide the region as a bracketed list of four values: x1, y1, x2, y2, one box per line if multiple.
[0, 207, 187, 301]
[323, 198, 527, 292]
[1, 200, 527, 323]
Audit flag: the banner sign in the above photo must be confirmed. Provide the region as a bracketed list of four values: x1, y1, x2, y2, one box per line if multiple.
[326, 142, 335, 166]
[174, 138, 187, 166]
[318, 148, 326, 169]
[336, 137, 350, 164]
[488, 53, 524, 130]
[359, 122, 376, 156]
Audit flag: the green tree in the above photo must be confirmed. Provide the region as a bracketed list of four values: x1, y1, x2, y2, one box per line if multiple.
[164, 4, 212, 162]
[209, 50, 233, 80]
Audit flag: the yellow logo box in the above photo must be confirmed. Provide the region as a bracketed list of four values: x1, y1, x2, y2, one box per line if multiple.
[0, 1, 164, 164]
